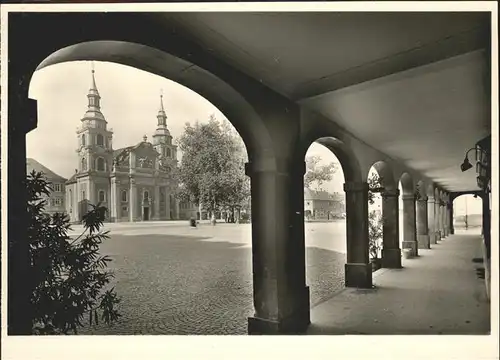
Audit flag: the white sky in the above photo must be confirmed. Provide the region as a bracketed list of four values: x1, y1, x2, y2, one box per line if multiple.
[27, 61, 344, 193]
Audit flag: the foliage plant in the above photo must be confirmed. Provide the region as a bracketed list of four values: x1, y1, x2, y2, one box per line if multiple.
[27, 170, 121, 334]
[367, 173, 384, 263]
[175, 115, 250, 221]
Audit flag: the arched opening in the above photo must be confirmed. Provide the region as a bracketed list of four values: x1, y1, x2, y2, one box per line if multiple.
[452, 194, 483, 235]
[27, 53, 259, 335]
[303, 139, 347, 308]
[96, 157, 105, 171]
[367, 161, 401, 269]
[81, 134, 86, 146]
[98, 190, 106, 203]
[398, 172, 417, 258]
[96, 134, 104, 147]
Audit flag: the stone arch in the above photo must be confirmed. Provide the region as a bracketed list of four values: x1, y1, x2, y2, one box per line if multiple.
[367, 160, 397, 191]
[298, 125, 363, 184]
[399, 172, 414, 196]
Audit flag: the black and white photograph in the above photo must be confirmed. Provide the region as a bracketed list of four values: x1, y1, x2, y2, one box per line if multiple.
[1, 2, 498, 360]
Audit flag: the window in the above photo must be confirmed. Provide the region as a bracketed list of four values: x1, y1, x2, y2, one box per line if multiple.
[55, 198, 62, 206]
[81, 158, 87, 171]
[144, 191, 149, 201]
[166, 148, 171, 157]
[82, 191, 86, 201]
[69, 189, 72, 206]
[96, 157, 105, 171]
[98, 190, 106, 202]
[53, 183, 61, 192]
[97, 134, 104, 146]
[121, 190, 127, 202]
[81, 134, 86, 146]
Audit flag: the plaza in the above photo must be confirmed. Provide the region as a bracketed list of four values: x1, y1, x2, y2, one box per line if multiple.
[70, 221, 346, 335]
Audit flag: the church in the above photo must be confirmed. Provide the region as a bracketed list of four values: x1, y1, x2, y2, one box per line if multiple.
[65, 67, 181, 223]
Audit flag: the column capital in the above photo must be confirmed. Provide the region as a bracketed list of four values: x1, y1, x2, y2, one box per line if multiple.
[418, 196, 428, 202]
[382, 189, 400, 198]
[245, 157, 295, 176]
[343, 182, 369, 193]
[130, 178, 136, 185]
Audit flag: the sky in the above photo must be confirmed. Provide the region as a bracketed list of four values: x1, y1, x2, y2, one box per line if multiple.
[27, 60, 345, 193]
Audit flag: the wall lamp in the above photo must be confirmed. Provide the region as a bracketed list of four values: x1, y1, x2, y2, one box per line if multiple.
[460, 148, 475, 172]
[461, 146, 488, 172]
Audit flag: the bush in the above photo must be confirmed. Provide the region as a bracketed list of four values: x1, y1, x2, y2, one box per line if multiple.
[368, 173, 384, 263]
[27, 170, 121, 334]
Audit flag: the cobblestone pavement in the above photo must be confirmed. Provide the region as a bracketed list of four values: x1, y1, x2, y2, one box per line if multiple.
[77, 222, 347, 335]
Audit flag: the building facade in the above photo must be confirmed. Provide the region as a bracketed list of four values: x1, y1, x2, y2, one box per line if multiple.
[26, 158, 67, 214]
[304, 188, 345, 220]
[65, 68, 180, 223]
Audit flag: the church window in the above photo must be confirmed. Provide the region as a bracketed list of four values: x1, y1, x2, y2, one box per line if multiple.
[82, 158, 87, 171]
[82, 134, 86, 146]
[97, 157, 105, 171]
[121, 190, 127, 202]
[166, 148, 171, 157]
[97, 134, 104, 146]
[144, 191, 149, 201]
[98, 190, 106, 202]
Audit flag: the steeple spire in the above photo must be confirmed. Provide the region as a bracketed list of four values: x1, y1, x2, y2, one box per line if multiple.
[157, 89, 167, 127]
[87, 61, 101, 110]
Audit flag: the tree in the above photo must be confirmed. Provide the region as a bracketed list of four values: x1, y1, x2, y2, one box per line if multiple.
[304, 155, 338, 190]
[27, 170, 121, 334]
[175, 115, 250, 221]
[368, 172, 384, 268]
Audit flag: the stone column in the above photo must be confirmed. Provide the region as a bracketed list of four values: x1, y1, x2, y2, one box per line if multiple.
[440, 202, 446, 238]
[129, 178, 137, 222]
[435, 199, 441, 240]
[110, 177, 118, 221]
[444, 196, 450, 236]
[482, 195, 491, 260]
[245, 159, 310, 335]
[165, 191, 171, 220]
[381, 189, 402, 268]
[417, 196, 430, 249]
[8, 95, 37, 334]
[175, 199, 180, 220]
[402, 194, 418, 256]
[449, 201, 455, 235]
[153, 185, 160, 220]
[427, 196, 436, 244]
[344, 182, 372, 288]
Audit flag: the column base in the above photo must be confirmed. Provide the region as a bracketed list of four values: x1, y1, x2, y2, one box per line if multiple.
[417, 235, 430, 249]
[345, 263, 373, 288]
[402, 240, 418, 256]
[248, 287, 310, 335]
[381, 248, 402, 268]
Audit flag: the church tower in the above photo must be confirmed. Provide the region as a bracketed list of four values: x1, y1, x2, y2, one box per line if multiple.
[152, 91, 177, 169]
[76, 64, 114, 205]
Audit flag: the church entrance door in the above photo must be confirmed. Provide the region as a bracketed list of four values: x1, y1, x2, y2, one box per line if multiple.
[143, 207, 150, 221]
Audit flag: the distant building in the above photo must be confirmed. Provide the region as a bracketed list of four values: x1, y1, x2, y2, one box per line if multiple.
[65, 67, 180, 223]
[26, 158, 67, 214]
[304, 188, 345, 220]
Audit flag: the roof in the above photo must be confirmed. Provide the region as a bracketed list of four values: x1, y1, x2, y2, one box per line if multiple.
[304, 188, 343, 201]
[26, 158, 67, 182]
[66, 172, 78, 185]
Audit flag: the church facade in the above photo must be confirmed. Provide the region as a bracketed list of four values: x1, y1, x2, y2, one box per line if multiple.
[65, 68, 180, 223]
